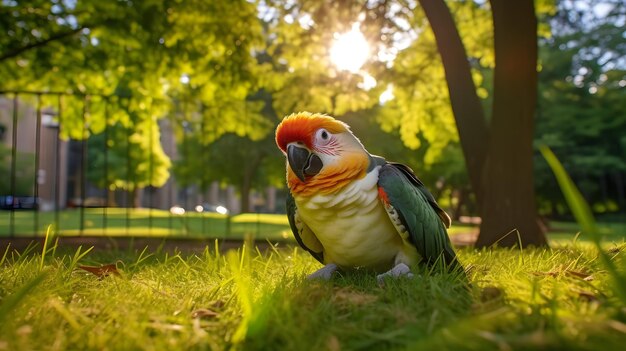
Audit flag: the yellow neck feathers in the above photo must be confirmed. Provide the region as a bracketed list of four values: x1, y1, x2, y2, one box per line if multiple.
[288, 152, 370, 197]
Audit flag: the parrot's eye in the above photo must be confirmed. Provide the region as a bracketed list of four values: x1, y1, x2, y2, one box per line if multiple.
[315, 128, 331, 145]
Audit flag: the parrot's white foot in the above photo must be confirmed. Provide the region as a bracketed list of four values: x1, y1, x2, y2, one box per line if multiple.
[307, 263, 338, 280]
[376, 263, 414, 286]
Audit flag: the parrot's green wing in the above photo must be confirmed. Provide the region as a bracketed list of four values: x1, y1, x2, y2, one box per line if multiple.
[286, 192, 324, 263]
[378, 162, 458, 268]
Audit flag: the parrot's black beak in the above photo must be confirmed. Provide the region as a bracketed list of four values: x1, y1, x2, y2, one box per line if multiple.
[287, 144, 323, 182]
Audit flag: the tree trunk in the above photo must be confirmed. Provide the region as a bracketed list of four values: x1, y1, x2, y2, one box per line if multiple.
[476, 0, 546, 247]
[129, 188, 136, 208]
[418, 0, 490, 205]
[451, 188, 467, 221]
[241, 179, 252, 213]
[107, 189, 115, 207]
[128, 188, 142, 208]
[615, 171, 625, 210]
[134, 188, 142, 208]
[240, 154, 265, 213]
[266, 187, 277, 212]
[600, 173, 608, 206]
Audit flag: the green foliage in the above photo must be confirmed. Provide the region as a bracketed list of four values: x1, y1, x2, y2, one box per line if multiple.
[0, 0, 268, 141]
[377, 1, 493, 157]
[86, 117, 170, 192]
[262, 0, 493, 162]
[171, 90, 282, 211]
[535, 1, 626, 214]
[174, 132, 282, 190]
[262, 1, 388, 117]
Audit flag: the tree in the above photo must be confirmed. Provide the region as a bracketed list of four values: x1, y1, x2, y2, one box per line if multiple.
[409, 0, 490, 203]
[173, 130, 284, 213]
[262, 1, 387, 118]
[1, 0, 271, 209]
[417, 0, 549, 247]
[172, 89, 283, 213]
[0, 0, 263, 105]
[475, 0, 545, 246]
[86, 114, 171, 208]
[0, 0, 269, 160]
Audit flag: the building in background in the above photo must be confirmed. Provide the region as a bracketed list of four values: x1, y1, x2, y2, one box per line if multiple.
[0, 97, 68, 211]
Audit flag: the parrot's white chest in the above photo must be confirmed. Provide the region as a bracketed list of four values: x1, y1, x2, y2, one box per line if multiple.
[294, 167, 413, 271]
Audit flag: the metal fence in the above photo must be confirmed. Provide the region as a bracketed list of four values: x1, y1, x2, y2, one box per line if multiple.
[0, 90, 284, 239]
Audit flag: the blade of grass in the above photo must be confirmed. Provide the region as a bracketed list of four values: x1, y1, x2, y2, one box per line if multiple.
[18, 242, 39, 260]
[539, 144, 626, 303]
[0, 272, 47, 324]
[40, 225, 55, 271]
[68, 245, 94, 271]
[1, 243, 10, 266]
[539, 146, 596, 235]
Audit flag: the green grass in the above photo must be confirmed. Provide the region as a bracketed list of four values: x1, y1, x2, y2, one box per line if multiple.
[1, 238, 626, 350]
[2, 208, 624, 248]
[548, 220, 626, 243]
[0, 209, 293, 240]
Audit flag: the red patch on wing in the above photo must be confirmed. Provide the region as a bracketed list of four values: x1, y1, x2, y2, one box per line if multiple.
[378, 186, 390, 205]
[275, 112, 348, 152]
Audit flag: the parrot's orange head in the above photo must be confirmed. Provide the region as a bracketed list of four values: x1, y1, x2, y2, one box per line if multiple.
[275, 112, 370, 196]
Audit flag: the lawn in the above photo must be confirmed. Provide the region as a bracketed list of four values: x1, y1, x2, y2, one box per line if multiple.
[1, 238, 626, 350]
[2, 209, 625, 245]
[548, 220, 626, 243]
[0, 209, 293, 241]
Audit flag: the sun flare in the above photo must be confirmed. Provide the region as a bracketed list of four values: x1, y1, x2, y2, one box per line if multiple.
[329, 23, 370, 73]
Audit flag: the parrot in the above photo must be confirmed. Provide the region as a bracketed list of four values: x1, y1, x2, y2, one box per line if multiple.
[275, 112, 459, 283]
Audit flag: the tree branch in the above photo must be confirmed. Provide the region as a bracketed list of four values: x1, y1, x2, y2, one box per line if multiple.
[0, 25, 88, 63]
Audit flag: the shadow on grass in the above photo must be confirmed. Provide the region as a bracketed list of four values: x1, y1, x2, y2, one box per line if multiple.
[235, 260, 472, 350]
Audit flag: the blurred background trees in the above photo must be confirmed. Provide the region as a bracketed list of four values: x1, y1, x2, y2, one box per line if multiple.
[535, 0, 626, 219]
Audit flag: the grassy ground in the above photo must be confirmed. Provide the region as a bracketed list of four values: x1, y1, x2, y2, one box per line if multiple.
[1, 238, 626, 350]
[2, 209, 625, 245]
[0, 209, 293, 240]
[548, 220, 626, 243]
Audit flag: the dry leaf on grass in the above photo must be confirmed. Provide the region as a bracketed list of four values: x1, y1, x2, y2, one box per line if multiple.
[532, 268, 594, 281]
[191, 308, 219, 319]
[78, 264, 121, 278]
[577, 290, 598, 302]
[565, 270, 593, 281]
[531, 271, 559, 277]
